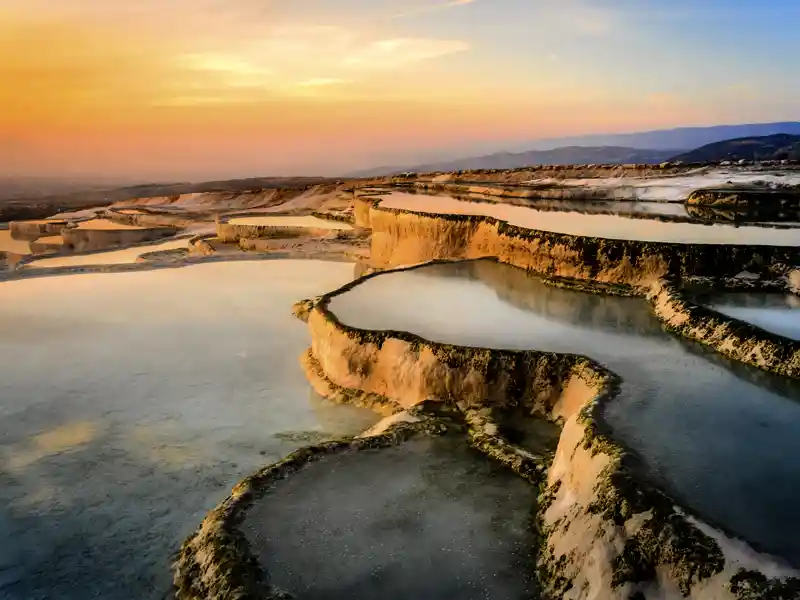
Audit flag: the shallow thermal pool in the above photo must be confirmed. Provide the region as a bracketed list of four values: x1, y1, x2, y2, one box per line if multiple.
[533, 170, 800, 201]
[0, 260, 379, 600]
[23, 237, 192, 269]
[534, 198, 689, 217]
[0, 229, 32, 255]
[243, 435, 538, 600]
[378, 192, 800, 245]
[227, 215, 352, 229]
[700, 292, 800, 340]
[73, 218, 148, 230]
[329, 259, 800, 565]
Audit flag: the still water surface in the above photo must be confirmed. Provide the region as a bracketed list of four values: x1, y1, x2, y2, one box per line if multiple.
[0, 261, 378, 599]
[244, 435, 539, 600]
[703, 292, 800, 341]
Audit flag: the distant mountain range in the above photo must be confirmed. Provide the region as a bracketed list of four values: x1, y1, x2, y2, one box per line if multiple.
[349, 121, 800, 176]
[351, 147, 679, 177]
[512, 121, 800, 152]
[670, 133, 800, 163]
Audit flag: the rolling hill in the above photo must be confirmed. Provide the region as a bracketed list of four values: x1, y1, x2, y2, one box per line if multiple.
[350, 146, 680, 177]
[670, 134, 800, 163]
[515, 121, 800, 152]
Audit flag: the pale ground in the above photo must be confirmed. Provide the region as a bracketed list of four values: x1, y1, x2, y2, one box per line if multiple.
[535, 170, 800, 201]
[24, 238, 192, 269]
[0, 260, 378, 600]
[33, 235, 64, 246]
[227, 215, 352, 230]
[379, 192, 800, 245]
[47, 208, 105, 220]
[0, 230, 31, 255]
[74, 218, 147, 230]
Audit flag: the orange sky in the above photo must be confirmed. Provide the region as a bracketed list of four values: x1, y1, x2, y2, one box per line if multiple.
[2, 0, 797, 179]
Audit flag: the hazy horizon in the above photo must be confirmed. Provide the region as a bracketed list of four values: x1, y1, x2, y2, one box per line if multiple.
[3, 0, 799, 180]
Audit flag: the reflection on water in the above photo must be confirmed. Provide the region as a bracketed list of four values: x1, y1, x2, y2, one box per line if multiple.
[697, 292, 800, 341]
[25, 238, 191, 269]
[379, 192, 800, 245]
[0, 261, 379, 600]
[532, 198, 689, 217]
[330, 260, 800, 565]
[244, 435, 538, 600]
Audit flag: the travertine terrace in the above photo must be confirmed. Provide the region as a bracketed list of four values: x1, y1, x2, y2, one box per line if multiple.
[5, 165, 800, 599]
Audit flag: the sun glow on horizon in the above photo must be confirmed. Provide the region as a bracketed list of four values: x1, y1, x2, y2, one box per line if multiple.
[1, 0, 797, 178]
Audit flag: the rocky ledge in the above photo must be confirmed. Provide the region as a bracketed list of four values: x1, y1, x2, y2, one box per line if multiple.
[352, 190, 800, 289]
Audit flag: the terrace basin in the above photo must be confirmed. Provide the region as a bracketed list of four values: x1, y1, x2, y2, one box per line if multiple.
[328, 259, 800, 565]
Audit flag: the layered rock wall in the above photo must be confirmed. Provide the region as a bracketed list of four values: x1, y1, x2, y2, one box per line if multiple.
[688, 188, 800, 208]
[9, 220, 69, 240]
[366, 206, 800, 288]
[61, 226, 176, 253]
[217, 222, 333, 243]
[106, 209, 197, 229]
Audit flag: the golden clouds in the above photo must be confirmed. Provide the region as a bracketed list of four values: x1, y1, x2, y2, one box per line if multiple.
[0, 3, 483, 176]
[0, 18, 175, 131]
[0, 12, 471, 127]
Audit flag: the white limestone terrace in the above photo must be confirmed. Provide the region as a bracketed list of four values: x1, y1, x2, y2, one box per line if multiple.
[226, 215, 352, 230]
[377, 191, 800, 245]
[0, 229, 32, 255]
[72, 218, 149, 231]
[22, 237, 193, 269]
[47, 208, 105, 220]
[522, 169, 800, 201]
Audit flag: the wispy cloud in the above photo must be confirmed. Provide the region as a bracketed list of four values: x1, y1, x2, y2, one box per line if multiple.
[343, 37, 469, 68]
[178, 52, 273, 87]
[392, 0, 477, 20]
[295, 78, 351, 87]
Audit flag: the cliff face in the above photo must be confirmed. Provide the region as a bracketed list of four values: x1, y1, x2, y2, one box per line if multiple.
[9, 219, 69, 240]
[61, 226, 176, 253]
[365, 206, 800, 288]
[216, 222, 337, 244]
[307, 299, 579, 413]
[688, 188, 800, 208]
[369, 164, 702, 186]
[105, 208, 198, 229]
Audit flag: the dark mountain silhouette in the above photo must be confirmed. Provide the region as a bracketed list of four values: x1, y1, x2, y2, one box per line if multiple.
[671, 133, 800, 163]
[350, 146, 679, 177]
[516, 121, 800, 152]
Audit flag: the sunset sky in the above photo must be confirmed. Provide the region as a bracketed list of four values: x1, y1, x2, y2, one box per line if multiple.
[2, 0, 798, 180]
